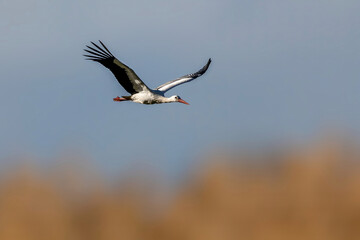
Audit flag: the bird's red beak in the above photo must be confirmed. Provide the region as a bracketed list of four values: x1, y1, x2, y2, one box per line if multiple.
[178, 99, 190, 105]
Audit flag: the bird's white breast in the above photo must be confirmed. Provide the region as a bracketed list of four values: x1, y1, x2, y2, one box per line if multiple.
[131, 91, 166, 104]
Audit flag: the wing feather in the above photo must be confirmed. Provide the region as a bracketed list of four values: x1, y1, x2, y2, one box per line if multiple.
[84, 41, 150, 94]
[156, 58, 211, 93]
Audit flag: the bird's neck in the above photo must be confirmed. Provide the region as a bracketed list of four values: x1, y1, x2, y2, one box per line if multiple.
[164, 97, 176, 103]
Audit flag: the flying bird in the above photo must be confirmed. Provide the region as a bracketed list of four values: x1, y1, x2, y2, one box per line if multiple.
[84, 41, 211, 105]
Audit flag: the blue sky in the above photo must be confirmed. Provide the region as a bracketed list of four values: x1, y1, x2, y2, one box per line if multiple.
[1, 0, 360, 176]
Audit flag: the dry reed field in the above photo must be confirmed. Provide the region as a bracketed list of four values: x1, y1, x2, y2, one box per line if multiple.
[0, 140, 360, 240]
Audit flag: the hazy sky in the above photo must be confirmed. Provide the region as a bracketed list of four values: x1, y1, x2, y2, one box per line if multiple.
[1, 0, 360, 176]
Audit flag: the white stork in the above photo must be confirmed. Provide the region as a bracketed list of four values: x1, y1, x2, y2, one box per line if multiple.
[84, 41, 211, 105]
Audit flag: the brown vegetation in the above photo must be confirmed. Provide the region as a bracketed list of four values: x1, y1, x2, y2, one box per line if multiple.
[0, 140, 360, 239]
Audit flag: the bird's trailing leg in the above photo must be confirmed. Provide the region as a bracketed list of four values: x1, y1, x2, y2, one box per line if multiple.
[113, 96, 128, 102]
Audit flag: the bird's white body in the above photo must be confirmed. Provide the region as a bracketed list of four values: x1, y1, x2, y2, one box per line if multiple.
[84, 41, 211, 105]
[131, 91, 169, 105]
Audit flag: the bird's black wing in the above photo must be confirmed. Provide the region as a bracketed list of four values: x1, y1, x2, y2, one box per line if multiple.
[84, 41, 150, 94]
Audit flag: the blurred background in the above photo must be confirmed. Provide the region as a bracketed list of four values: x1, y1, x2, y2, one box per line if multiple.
[1, 0, 360, 239]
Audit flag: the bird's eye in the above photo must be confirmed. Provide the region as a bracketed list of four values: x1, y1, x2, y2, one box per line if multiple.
[175, 96, 179, 100]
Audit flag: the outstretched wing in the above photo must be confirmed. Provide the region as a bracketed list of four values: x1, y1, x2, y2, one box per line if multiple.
[84, 41, 150, 94]
[156, 58, 211, 93]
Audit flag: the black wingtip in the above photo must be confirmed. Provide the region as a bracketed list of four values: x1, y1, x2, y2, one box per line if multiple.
[90, 41, 112, 57]
[83, 40, 117, 62]
[204, 58, 212, 69]
[98, 40, 114, 57]
[83, 54, 100, 61]
[196, 58, 211, 76]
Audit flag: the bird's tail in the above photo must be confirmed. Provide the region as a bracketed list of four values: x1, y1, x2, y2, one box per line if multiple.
[121, 96, 132, 100]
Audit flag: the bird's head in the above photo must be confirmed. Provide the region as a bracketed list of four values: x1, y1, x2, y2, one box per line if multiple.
[170, 95, 189, 105]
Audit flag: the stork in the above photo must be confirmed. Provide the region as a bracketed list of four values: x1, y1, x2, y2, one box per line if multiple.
[84, 41, 211, 105]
